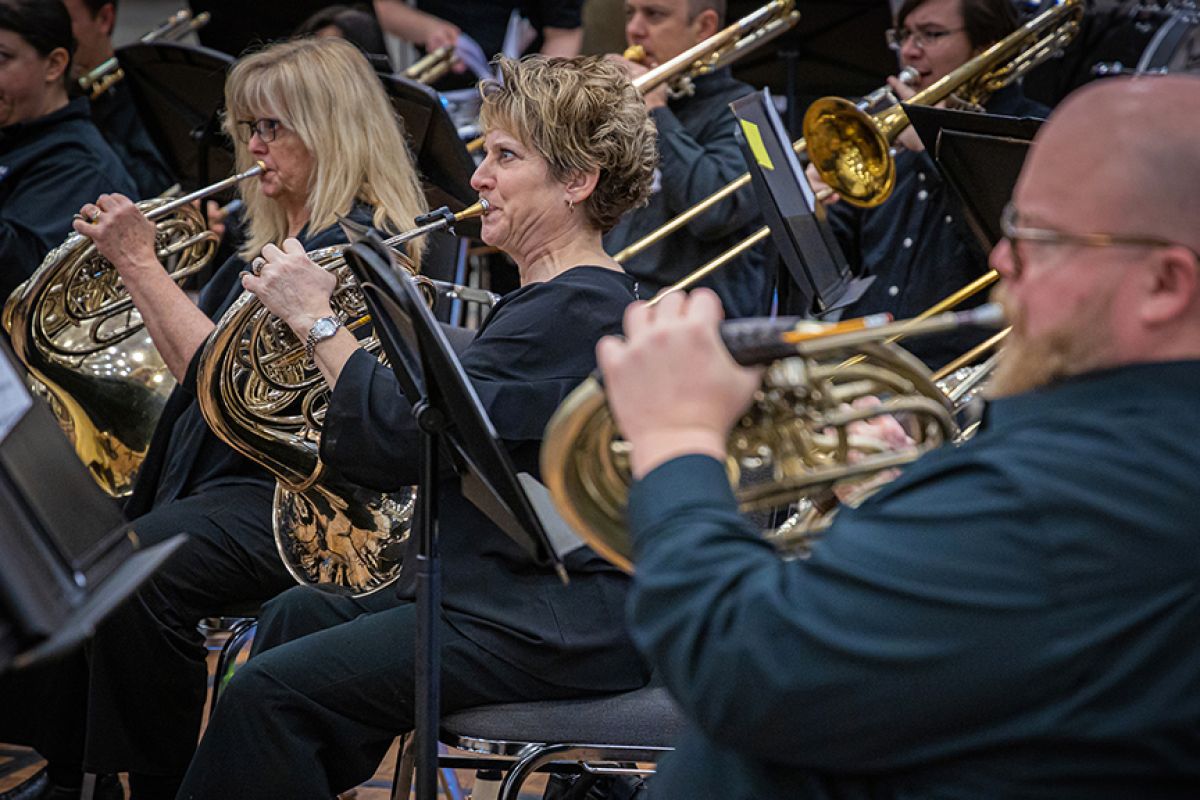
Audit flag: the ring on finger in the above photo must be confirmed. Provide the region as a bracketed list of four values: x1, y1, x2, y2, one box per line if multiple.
[251, 256, 267, 276]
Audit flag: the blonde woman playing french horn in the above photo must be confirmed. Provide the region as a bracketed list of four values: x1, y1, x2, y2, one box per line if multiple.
[177, 55, 657, 800]
[0, 37, 427, 800]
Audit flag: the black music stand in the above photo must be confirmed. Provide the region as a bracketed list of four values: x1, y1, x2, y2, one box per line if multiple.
[730, 90, 872, 316]
[905, 104, 1042, 250]
[117, 42, 235, 193]
[340, 234, 570, 800]
[378, 74, 478, 227]
[0, 342, 183, 673]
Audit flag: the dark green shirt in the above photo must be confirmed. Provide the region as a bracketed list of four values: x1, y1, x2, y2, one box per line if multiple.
[629, 361, 1200, 798]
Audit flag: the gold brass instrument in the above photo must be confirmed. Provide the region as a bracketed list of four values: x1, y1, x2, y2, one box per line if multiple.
[612, 67, 920, 266]
[2, 163, 265, 498]
[79, 9, 211, 100]
[466, 0, 800, 153]
[804, 0, 1083, 208]
[196, 200, 490, 596]
[540, 304, 1005, 572]
[404, 45, 458, 84]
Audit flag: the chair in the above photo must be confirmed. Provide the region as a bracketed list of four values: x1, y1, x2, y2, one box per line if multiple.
[199, 602, 261, 715]
[393, 685, 685, 800]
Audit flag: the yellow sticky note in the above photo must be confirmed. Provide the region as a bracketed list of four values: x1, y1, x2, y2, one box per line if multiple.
[739, 120, 774, 171]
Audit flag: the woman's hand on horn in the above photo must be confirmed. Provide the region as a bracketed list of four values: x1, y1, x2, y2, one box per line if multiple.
[74, 194, 158, 279]
[241, 238, 338, 340]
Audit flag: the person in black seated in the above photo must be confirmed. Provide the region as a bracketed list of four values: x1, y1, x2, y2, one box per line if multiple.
[600, 75, 1200, 799]
[176, 55, 657, 800]
[806, 0, 1048, 369]
[0, 0, 134, 303]
[0, 37, 427, 800]
[604, 0, 772, 318]
[60, 0, 175, 198]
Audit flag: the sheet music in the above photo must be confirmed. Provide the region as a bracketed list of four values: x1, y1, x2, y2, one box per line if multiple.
[502, 10, 537, 59]
[0, 354, 31, 443]
[455, 33, 492, 80]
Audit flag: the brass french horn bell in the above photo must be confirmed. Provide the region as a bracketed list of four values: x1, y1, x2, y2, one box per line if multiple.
[540, 305, 1006, 572]
[196, 199, 490, 595]
[2, 162, 264, 497]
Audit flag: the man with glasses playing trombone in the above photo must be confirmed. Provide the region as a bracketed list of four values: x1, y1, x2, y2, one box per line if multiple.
[599, 74, 1200, 799]
[808, 0, 1048, 370]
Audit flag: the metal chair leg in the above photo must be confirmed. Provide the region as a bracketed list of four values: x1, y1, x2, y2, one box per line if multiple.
[207, 617, 258, 717]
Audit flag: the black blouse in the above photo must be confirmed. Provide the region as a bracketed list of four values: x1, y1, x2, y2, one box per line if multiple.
[321, 265, 649, 691]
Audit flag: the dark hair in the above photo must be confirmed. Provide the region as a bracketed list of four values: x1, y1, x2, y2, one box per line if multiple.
[0, 0, 76, 60]
[78, 0, 116, 16]
[896, 0, 1019, 50]
[294, 4, 387, 62]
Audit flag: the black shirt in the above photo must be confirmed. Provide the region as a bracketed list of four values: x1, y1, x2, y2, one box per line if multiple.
[0, 97, 136, 301]
[322, 265, 648, 690]
[629, 361, 1200, 799]
[90, 80, 176, 200]
[604, 69, 770, 318]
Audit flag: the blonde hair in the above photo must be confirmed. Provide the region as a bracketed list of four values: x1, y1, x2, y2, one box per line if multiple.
[478, 56, 657, 232]
[223, 37, 426, 266]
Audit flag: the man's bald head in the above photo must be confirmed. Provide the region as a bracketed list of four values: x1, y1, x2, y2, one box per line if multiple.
[1022, 76, 1200, 253]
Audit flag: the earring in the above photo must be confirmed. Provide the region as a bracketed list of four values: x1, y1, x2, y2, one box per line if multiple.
[566, 198, 575, 212]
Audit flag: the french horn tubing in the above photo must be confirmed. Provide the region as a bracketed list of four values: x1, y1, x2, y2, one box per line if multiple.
[1, 162, 264, 497]
[540, 304, 1006, 572]
[195, 200, 490, 596]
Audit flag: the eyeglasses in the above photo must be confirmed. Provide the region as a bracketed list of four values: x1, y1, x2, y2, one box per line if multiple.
[885, 26, 965, 51]
[235, 118, 283, 144]
[1000, 202, 1199, 278]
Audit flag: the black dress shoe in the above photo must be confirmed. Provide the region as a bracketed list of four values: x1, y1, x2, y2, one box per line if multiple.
[0, 769, 48, 800]
[0, 770, 123, 800]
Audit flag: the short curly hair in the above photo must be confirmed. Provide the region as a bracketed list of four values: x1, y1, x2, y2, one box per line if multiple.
[478, 55, 658, 233]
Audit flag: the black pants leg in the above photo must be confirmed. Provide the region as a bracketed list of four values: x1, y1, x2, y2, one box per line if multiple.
[250, 582, 402, 657]
[82, 485, 295, 777]
[177, 600, 610, 800]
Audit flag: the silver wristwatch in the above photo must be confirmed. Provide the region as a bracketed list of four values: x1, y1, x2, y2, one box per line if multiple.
[304, 315, 342, 361]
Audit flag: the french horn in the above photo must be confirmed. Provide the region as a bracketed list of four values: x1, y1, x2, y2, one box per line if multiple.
[2, 163, 264, 497]
[196, 200, 489, 596]
[540, 305, 1005, 572]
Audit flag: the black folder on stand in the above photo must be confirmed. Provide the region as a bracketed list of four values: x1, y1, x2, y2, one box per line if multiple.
[0, 343, 182, 672]
[904, 104, 1043, 250]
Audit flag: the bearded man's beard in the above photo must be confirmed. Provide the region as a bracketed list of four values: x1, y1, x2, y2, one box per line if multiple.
[986, 283, 1112, 398]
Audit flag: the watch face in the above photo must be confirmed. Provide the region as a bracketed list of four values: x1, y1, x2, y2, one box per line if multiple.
[312, 317, 339, 339]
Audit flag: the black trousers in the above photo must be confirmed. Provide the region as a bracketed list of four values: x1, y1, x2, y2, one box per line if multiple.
[0, 483, 293, 779]
[177, 585, 644, 800]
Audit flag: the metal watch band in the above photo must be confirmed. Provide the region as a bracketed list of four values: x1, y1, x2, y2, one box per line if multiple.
[304, 315, 342, 362]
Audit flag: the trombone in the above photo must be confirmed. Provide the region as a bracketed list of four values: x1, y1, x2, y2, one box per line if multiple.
[79, 8, 211, 100]
[465, 0, 800, 154]
[404, 45, 458, 84]
[804, 0, 1083, 208]
[649, 0, 1083, 301]
[612, 67, 920, 266]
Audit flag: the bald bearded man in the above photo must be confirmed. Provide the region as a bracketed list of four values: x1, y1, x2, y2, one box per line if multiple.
[598, 74, 1200, 799]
